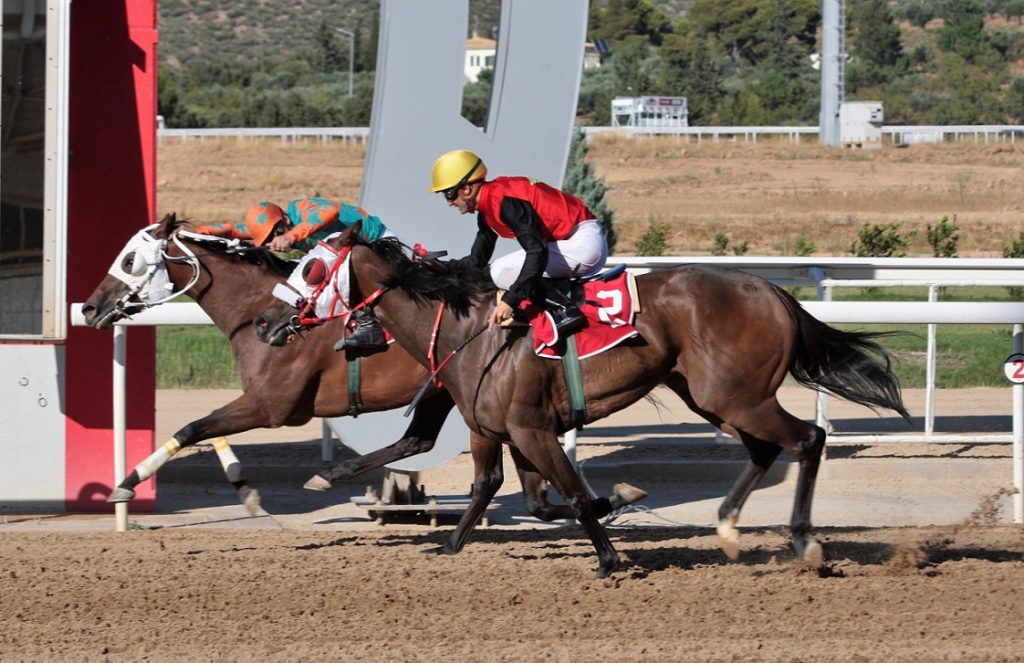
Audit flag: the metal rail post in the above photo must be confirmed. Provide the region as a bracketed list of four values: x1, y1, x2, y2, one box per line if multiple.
[112, 326, 129, 532]
[1014, 325, 1023, 524]
[925, 285, 938, 434]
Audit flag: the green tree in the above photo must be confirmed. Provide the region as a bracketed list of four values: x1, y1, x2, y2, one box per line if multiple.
[610, 37, 657, 96]
[563, 126, 617, 252]
[937, 0, 990, 63]
[848, 0, 906, 87]
[589, 0, 671, 47]
[313, 20, 345, 74]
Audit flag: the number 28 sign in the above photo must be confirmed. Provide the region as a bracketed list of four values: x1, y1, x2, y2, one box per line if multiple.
[1003, 353, 1024, 384]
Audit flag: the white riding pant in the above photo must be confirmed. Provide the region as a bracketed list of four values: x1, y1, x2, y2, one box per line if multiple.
[489, 220, 608, 290]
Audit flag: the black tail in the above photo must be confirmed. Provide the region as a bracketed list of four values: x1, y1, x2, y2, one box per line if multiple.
[774, 287, 910, 421]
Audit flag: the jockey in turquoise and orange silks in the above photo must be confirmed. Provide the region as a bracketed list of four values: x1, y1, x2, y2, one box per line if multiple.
[195, 197, 390, 253]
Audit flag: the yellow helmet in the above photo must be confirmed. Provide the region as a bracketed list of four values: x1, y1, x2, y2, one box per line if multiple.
[428, 149, 488, 193]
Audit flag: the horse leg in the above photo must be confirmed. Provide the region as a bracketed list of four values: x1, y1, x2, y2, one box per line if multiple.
[510, 446, 647, 521]
[435, 433, 504, 555]
[715, 433, 782, 561]
[305, 391, 456, 490]
[717, 401, 827, 566]
[108, 393, 270, 515]
[511, 428, 619, 578]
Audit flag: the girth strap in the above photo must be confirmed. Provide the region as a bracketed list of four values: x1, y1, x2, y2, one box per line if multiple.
[346, 354, 363, 417]
[561, 336, 587, 428]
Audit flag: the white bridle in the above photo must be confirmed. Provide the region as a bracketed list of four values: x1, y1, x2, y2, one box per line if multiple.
[102, 224, 218, 321]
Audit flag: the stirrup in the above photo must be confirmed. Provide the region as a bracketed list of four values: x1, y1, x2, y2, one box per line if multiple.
[550, 305, 586, 335]
[335, 314, 387, 350]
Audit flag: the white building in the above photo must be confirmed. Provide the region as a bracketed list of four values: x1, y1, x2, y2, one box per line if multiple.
[464, 38, 601, 84]
[611, 96, 689, 128]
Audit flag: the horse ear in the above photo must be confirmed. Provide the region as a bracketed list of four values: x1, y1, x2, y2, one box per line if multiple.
[327, 220, 362, 249]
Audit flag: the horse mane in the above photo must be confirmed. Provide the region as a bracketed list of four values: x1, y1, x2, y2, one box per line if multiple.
[364, 237, 495, 318]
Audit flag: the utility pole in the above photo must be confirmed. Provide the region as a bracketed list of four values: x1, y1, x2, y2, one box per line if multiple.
[335, 27, 355, 96]
[819, 0, 845, 147]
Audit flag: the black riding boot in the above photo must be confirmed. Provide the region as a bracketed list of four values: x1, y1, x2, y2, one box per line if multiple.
[335, 310, 387, 351]
[541, 282, 586, 335]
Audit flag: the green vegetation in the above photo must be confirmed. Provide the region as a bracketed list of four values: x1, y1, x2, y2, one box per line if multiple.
[851, 222, 915, 258]
[564, 126, 617, 252]
[158, 0, 1024, 128]
[635, 219, 671, 256]
[157, 326, 240, 389]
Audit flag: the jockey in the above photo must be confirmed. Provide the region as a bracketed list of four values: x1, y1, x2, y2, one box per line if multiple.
[195, 197, 393, 350]
[429, 149, 607, 333]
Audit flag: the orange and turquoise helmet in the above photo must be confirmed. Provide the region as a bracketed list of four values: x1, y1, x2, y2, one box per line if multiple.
[244, 202, 287, 246]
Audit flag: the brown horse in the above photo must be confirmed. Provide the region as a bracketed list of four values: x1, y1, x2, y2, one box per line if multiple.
[258, 226, 908, 578]
[80, 213, 641, 520]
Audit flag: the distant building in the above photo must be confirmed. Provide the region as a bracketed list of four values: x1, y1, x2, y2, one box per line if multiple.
[465, 37, 496, 83]
[464, 37, 601, 84]
[611, 96, 689, 128]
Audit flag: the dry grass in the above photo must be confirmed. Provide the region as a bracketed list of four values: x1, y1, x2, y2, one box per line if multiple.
[157, 135, 1024, 257]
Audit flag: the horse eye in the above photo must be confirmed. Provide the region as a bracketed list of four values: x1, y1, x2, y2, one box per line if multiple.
[302, 258, 328, 286]
[120, 253, 135, 272]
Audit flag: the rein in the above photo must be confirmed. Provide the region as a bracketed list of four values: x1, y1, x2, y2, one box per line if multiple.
[404, 319, 489, 417]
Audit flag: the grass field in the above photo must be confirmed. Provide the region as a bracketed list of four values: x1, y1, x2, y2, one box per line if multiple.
[155, 137, 1024, 389]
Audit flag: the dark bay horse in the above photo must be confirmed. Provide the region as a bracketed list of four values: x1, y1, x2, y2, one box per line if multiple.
[80, 213, 641, 520]
[259, 227, 908, 578]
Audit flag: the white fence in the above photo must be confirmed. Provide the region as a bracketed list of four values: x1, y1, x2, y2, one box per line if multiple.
[157, 125, 1023, 145]
[70, 255, 1024, 526]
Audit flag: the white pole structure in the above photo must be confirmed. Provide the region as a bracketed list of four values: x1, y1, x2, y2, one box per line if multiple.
[925, 285, 939, 434]
[819, 0, 845, 147]
[335, 27, 355, 96]
[1014, 325, 1024, 524]
[112, 327, 129, 532]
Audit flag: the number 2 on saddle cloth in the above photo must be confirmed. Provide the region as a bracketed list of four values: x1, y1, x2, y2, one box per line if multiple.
[516, 267, 641, 360]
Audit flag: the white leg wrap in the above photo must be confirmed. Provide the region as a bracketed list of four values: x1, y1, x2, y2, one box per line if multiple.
[134, 438, 182, 481]
[212, 437, 245, 483]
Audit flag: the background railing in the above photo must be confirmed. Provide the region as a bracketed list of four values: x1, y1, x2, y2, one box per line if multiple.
[157, 124, 1023, 144]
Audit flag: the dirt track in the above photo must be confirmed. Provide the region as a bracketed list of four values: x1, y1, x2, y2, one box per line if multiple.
[2, 523, 1023, 661]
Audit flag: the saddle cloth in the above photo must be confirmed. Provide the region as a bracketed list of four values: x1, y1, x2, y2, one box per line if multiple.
[515, 270, 640, 359]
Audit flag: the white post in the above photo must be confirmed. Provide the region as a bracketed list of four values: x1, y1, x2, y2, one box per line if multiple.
[1013, 324, 1023, 524]
[562, 427, 577, 466]
[815, 281, 833, 432]
[112, 327, 129, 532]
[925, 285, 938, 434]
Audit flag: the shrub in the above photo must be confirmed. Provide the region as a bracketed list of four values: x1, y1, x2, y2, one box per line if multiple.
[794, 234, 816, 257]
[1003, 230, 1024, 298]
[635, 219, 670, 256]
[850, 222, 914, 257]
[926, 215, 960, 257]
[710, 232, 729, 256]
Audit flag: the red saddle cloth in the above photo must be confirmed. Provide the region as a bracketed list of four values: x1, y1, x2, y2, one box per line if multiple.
[522, 270, 639, 359]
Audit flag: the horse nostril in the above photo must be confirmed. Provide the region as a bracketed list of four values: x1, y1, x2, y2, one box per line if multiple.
[254, 316, 268, 330]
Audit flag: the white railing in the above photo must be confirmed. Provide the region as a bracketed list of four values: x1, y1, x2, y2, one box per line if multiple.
[156, 125, 1023, 144]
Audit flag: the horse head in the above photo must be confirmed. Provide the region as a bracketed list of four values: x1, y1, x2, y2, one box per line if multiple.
[253, 223, 362, 346]
[81, 212, 195, 329]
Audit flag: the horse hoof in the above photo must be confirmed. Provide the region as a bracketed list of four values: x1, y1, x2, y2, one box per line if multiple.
[423, 545, 456, 556]
[238, 486, 261, 516]
[611, 482, 648, 507]
[303, 475, 332, 492]
[106, 487, 135, 503]
[594, 557, 619, 579]
[796, 539, 824, 567]
[716, 518, 740, 561]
